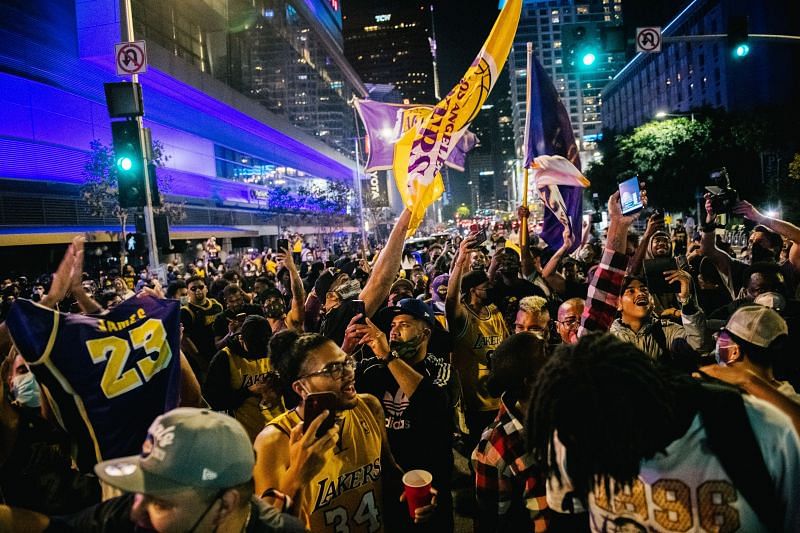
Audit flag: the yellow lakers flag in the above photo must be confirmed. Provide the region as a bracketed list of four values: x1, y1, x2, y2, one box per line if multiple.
[392, 0, 522, 236]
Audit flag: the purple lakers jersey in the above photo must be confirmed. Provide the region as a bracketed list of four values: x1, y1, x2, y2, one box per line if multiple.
[5, 296, 181, 472]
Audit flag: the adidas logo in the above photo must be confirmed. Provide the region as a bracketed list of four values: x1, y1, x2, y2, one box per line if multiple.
[202, 468, 218, 481]
[383, 389, 409, 418]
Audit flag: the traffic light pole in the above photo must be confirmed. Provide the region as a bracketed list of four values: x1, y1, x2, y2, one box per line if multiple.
[120, 0, 160, 276]
[662, 33, 800, 43]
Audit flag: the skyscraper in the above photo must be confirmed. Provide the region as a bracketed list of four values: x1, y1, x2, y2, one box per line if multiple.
[508, 0, 626, 178]
[342, 1, 436, 104]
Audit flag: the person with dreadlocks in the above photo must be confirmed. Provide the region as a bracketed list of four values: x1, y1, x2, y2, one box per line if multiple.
[526, 332, 800, 532]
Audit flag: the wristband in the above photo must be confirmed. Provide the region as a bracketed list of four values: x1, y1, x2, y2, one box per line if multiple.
[261, 488, 294, 513]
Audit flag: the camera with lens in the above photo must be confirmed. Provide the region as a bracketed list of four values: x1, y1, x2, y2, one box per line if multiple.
[705, 167, 738, 214]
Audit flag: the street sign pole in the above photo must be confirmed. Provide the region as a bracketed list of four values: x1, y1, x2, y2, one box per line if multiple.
[120, 0, 160, 277]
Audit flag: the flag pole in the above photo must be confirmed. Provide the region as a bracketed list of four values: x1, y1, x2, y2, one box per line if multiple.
[520, 42, 533, 249]
[351, 101, 369, 257]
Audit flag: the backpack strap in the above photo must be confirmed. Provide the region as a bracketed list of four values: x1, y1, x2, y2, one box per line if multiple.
[698, 383, 783, 532]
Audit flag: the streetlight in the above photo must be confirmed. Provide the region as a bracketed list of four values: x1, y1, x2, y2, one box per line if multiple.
[655, 110, 695, 123]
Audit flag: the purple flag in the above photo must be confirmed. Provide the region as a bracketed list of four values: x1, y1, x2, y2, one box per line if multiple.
[354, 99, 477, 172]
[523, 52, 584, 252]
[446, 130, 479, 172]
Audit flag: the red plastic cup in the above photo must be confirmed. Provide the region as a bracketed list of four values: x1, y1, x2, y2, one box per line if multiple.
[402, 469, 432, 519]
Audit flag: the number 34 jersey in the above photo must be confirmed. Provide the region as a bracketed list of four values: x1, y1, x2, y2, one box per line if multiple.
[6, 297, 181, 472]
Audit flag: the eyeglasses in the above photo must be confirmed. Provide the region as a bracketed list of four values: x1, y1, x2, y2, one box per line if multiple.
[298, 356, 356, 380]
[189, 286, 206, 292]
[557, 317, 579, 328]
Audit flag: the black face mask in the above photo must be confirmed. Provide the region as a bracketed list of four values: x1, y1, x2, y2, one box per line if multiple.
[264, 301, 284, 319]
[390, 335, 423, 361]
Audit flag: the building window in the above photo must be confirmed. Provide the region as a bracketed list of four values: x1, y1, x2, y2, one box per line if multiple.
[576, 6, 589, 15]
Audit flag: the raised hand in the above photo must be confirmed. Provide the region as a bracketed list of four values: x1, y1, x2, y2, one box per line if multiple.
[353, 317, 390, 359]
[664, 269, 692, 300]
[732, 200, 764, 223]
[286, 411, 339, 485]
[608, 189, 646, 226]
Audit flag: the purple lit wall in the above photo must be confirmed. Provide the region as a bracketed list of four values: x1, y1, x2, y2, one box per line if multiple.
[0, 0, 357, 213]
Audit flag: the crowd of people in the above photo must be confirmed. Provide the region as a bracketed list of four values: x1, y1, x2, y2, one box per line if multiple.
[1, 188, 799, 532]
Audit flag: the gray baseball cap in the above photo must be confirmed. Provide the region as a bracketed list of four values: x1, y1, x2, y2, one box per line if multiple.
[95, 408, 254, 495]
[725, 305, 788, 348]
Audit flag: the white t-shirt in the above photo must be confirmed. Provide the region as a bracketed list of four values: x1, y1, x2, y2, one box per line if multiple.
[547, 396, 800, 532]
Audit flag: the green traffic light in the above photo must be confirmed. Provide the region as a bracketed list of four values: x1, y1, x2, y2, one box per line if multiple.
[117, 156, 133, 172]
[582, 52, 596, 66]
[734, 44, 750, 57]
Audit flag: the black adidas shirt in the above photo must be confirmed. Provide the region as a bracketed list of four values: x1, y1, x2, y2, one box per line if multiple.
[356, 355, 453, 484]
[356, 354, 455, 531]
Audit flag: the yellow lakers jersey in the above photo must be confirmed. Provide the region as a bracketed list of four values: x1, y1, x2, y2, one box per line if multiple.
[269, 395, 384, 532]
[452, 303, 508, 412]
[222, 347, 285, 442]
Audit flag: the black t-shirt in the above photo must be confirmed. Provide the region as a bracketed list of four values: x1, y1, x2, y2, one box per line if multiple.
[46, 493, 307, 533]
[180, 300, 224, 357]
[1, 407, 100, 515]
[355, 355, 454, 531]
[355, 356, 453, 487]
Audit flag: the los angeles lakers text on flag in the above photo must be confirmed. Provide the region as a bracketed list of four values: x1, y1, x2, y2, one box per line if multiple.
[392, 0, 522, 235]
[353, 99, 477, 173]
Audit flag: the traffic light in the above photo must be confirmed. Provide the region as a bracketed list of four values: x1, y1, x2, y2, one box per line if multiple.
[111, 120, 146, 208]
[125, 232, 146, 255]
[727, 15, 749, 59]
[561, 23, 601, 71]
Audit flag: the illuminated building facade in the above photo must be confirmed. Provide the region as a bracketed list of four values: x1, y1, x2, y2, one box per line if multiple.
[0, 0, 366, 252]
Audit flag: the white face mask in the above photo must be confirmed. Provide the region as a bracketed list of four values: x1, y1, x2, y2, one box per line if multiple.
[179, 295, 189, 306]
[12, 372, 41, 408]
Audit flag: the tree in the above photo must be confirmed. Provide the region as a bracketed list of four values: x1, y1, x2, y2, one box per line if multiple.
[81, 139, 185, 263]
[297, 181, 356, 231]
[789, 153, 800, 181]
[586, 109, 798, 215]
[265, 180, 357, 235]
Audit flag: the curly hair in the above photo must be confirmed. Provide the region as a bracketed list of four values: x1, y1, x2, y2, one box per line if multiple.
[526, 332, 682, 499]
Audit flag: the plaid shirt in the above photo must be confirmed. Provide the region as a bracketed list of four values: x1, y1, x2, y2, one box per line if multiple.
[579, 248, 629, 336]
[472, 394, 549, 532]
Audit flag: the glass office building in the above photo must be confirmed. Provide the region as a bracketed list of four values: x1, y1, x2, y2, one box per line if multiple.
[0, 0, 366, 249]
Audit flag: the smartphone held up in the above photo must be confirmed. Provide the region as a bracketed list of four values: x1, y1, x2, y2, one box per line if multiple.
[303, 391, 338, 438]
[618, 176, 644, 216]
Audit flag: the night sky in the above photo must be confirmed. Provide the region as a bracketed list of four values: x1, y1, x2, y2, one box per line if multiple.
[431, 0, 502, 92]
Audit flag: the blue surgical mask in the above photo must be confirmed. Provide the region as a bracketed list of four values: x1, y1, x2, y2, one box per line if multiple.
[12, 372, 41, 408]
